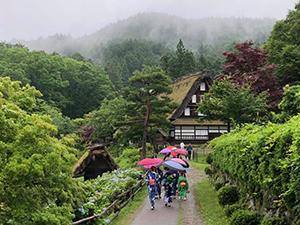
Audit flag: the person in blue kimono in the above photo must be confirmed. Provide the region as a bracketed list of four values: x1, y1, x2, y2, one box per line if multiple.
[155, 167, 163, 199]
[145, 166, 159, 210]
[162, 167, 173, 207]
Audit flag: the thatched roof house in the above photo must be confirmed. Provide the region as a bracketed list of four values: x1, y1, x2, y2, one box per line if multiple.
[73, 143, 119, 180]
[166, 71, 227, 145]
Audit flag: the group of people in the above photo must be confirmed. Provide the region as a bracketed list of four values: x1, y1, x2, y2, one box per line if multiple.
[145, 148, 190, 210]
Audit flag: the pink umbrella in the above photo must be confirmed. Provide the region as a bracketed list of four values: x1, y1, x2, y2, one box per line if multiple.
[170, 158, 187, 166]
[175, 149, 186, 153]
[166, 146, 177, 150]
[143, 161, 162, 170]
[137, 158, 163, 166]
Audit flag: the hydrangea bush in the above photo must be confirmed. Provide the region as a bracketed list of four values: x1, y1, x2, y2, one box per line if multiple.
[73, 168, 143, 224]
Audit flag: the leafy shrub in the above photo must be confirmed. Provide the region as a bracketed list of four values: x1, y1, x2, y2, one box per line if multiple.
[230, 210, 261, 225]
[206, 152, 213, 164]
[261, 217, 288, 225]
[115, 147, 142, 168]
[214, 182, 223, 191]
[205, 167, 212, 176]
[217, 185, 239, 206]
[224, 203, 245, 217]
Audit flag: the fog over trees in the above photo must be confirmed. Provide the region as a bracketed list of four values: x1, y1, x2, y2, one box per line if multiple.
[14, 13, 276, 62]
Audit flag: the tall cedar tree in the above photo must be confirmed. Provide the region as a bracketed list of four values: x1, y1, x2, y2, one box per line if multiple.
[123, 66, 176, 158]
[216, 41, 282, 111]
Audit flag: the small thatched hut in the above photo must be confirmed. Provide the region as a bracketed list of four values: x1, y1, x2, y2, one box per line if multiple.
[73, 144, 119, 181]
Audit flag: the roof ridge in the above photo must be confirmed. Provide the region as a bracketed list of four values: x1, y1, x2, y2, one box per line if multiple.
[172, 71, 210, 85]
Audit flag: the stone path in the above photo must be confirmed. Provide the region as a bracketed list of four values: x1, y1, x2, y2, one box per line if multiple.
[130, 165, 206, 225]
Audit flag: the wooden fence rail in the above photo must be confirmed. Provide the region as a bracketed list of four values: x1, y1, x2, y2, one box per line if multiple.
[192, 148, 211, 162]
[73, 173, 147, 225]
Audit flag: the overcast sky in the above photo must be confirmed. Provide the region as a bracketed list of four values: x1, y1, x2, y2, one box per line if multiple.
[0, 0, 298, 41]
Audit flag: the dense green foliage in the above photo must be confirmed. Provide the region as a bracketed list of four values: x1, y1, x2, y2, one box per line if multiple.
[230, 210, 262, 225]
[265, 2, 300, 84]
[261, 217, 288, 225]
[0, 44, 115, 119]
[0, 77, 86, 224]
[224, 203, 245, 217]
[197, 80, 268, 131]
[217, 185, 239, 206]
[208, 115, 300, 223]
[278, 85, 300, 119]
[96, 39, 170, 86]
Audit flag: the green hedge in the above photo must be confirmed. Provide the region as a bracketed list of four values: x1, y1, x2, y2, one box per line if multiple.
[208, 115, 300, 222]
[230, 210, 261, 225]
[217, 185, 239, 206]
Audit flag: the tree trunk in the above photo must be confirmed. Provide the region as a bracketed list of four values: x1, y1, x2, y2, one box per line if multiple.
[227, 120, 231, 133]
[142, 99, 150, 158]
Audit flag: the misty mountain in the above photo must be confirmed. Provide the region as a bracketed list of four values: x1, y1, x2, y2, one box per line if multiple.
[15, 12, 276, 61]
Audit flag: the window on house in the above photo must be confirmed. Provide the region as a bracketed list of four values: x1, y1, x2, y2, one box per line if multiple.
[170, 130, 175, 137]
[200, 95, 205, 103]
[200, 82, 206, 91]
[181, 126, 195, 135]
[196, 130, 208, 135]
[184, 107, 190, 116]
[220, 126, 228, 133]
[192, 95, 196, 103]
[209, 126, 219, 133]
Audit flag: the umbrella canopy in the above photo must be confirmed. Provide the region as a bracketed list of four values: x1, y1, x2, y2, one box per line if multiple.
[170, 158, 187, 166]
[175, 149, 186, 153]
[137, 158, 163, 166]
[180, 159, 190, 168]
[143, 161, 162, 170]
[159, 148, 172, 154]
[171, 151, 178, 158]
[166, 146, 177, 150]
[163, 160, 190, 171]
[174, 149, 187, 156]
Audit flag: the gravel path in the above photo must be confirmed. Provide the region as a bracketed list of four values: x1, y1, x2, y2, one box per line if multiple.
[180, 165, 206, 225]
[130, 165, 206, 225]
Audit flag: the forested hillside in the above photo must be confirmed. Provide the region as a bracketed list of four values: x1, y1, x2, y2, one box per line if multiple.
[15, 13, 275, 60]
[0, 43, 115, 119]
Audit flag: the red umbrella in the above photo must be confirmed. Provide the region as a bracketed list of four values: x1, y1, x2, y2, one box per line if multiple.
[170, 158, 187, 166]
[171, 151, 178, 158]
[137, 158, 163, 166]
[166, 146, 177, 150]
[174, 149, 187, 156]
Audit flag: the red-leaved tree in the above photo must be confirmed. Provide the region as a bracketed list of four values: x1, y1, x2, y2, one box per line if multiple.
[216, 41, 283, 111]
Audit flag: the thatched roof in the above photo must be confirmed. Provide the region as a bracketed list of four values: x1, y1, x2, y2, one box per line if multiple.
[73, 143, 119, 178]
[168, 71, 213, 120]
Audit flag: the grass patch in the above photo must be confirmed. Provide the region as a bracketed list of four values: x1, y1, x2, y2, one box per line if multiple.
[178, 205, 182, 225]
[190, 154, 209, 171]
[110, 185, 148, 225]
[196, 179, 229, 225]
